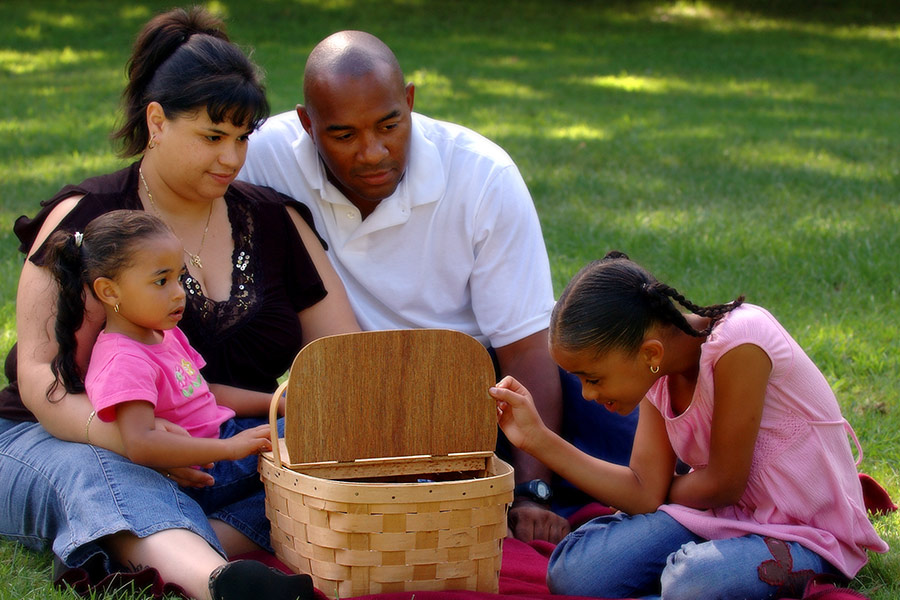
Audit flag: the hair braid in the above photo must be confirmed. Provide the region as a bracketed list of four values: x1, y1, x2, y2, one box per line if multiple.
[551, 251, 745, 356]
[648, 283, 744, 337]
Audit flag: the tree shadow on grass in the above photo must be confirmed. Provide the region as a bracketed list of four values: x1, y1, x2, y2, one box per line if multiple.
[697, 0, 900, 25]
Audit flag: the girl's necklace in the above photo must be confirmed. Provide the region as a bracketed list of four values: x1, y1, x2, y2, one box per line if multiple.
[139, 167, 212, 269]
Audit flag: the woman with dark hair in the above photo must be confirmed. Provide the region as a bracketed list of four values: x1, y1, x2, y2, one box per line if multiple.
[0, 7, 357, 599]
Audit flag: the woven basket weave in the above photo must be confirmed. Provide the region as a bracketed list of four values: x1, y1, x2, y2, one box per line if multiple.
[259, 329, 514, 599]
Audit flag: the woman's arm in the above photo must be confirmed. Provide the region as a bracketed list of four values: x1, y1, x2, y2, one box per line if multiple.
[161, 206, 358, 422]
[116, 401, 271, 468]
[667, 343, 770, 508]
[491, 376, 677, 514]
[285, 205, 361, 344]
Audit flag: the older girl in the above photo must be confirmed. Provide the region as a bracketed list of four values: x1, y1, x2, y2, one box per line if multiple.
[490, 252, 886, 599]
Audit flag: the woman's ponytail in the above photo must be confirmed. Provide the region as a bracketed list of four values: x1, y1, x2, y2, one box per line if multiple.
[112, 6, 267, 157]
[121, 6, 228, 114]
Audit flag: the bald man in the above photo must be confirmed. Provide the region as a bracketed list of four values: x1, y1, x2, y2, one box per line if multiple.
[239, 31, 637, 543]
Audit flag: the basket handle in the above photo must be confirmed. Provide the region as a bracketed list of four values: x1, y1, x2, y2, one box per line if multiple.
[269, 380, 289, 468]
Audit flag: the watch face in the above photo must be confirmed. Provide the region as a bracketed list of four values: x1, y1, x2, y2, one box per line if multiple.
[515, 479, 553, 504]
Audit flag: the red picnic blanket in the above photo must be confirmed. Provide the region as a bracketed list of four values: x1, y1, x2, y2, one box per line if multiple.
[55, 473, 895, 600]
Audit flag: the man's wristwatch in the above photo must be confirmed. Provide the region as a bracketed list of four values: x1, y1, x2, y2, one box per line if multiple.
[513, 479, 553, 505]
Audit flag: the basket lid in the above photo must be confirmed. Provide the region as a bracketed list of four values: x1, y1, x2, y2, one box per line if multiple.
[283, 329, 498, 464]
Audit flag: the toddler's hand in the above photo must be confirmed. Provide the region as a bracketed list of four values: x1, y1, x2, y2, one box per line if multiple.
[227, 424, 273, 460]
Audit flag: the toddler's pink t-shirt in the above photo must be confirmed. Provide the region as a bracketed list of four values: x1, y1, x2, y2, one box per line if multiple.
[86, 328, 234, 439]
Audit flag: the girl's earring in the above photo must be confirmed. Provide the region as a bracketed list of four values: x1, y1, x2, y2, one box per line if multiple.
[114, 303, 120, 314]
[650, 365, 660, 374]
[147, 135, 158, 150]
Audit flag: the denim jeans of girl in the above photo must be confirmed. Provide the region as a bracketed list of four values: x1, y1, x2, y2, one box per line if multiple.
[547, 510, 838, 600]
[180, 416, 285, 551]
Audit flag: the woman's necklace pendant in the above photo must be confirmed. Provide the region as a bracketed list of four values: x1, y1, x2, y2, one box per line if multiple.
[188, 253, 203, 269]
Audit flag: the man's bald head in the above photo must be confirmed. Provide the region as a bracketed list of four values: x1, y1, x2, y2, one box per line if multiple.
[296, 30, 415, 216]
[303, 31, 405, 107]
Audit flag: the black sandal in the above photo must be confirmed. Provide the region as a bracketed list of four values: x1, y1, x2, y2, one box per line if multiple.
[208, 560, 314, 600]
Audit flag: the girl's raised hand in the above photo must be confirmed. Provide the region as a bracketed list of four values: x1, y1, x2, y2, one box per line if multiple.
[226, 424, 273, 460]
[489, 375, 547, 453]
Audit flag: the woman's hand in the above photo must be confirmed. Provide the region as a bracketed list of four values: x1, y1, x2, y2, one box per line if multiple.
[162, 466, 215, 488]
[154, 417, 192, 438]
[154, 419, 214, 471]
[152, 418, 215, 487]
[489, 375, 548, 453]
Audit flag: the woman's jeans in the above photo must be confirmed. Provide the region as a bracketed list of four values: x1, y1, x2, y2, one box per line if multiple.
[0, 415, 281, 569]
[547, 511, 838, 600]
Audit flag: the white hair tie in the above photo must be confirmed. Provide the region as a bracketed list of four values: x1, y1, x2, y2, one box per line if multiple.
[73, 231, 84, 247]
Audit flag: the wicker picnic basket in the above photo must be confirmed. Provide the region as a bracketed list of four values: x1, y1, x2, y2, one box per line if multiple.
[259, 329, 515, 599]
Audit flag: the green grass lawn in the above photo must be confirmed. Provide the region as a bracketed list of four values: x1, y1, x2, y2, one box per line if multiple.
[1, 1, 898, 598]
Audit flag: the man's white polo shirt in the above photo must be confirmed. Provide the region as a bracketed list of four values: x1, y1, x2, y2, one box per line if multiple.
[239, 111, 554, 349]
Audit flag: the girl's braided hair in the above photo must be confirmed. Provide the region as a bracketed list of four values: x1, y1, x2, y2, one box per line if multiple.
[550, 251, 744, 355]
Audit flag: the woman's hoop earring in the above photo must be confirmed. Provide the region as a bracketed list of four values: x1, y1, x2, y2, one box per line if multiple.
[650, 365, 660, 374]
[114, 303, 120, 314]
[147, 136, 158, 150]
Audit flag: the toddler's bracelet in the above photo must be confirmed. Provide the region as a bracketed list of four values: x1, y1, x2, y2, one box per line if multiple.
[85, 410, 96, 445]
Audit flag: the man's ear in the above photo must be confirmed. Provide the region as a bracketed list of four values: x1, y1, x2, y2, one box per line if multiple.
[92, 277, 120, 311]
[296, 104, 313, 137]
[405, 82, 415, 112]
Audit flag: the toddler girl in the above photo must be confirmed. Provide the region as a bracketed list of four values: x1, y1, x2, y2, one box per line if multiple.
[46, 210, 271, 469]
[45, 209, 312, 600]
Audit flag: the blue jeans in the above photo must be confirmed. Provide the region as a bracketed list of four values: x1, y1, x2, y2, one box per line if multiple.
[181, 416, 284, 550]
[547, 511, 838, 600]
[0, 415, 282, 569]
[0, 417, 222, 568]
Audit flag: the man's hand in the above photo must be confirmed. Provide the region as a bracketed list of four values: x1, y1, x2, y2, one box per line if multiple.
[508, 499, 570, 544]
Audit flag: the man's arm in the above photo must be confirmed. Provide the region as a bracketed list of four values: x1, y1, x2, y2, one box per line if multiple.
[494, 329, 570, 543]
